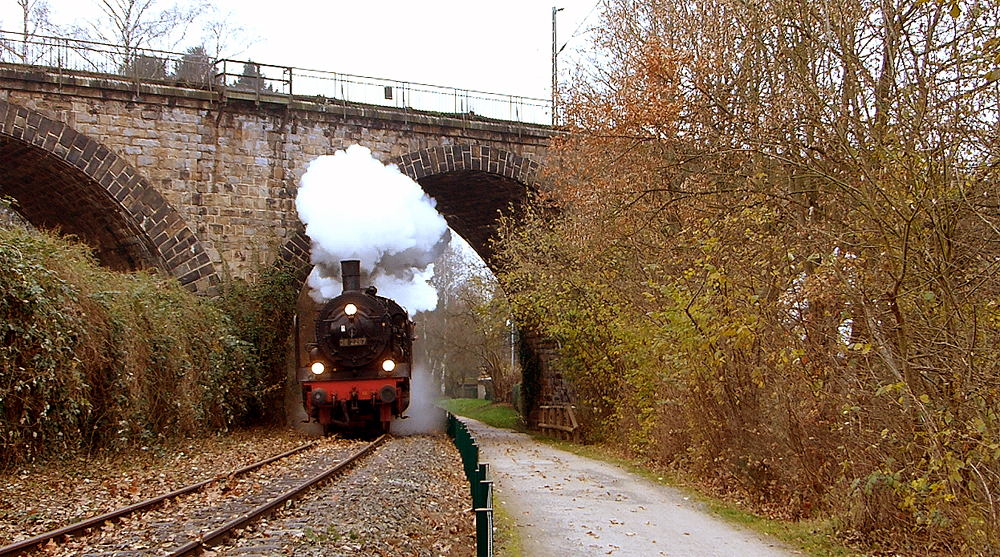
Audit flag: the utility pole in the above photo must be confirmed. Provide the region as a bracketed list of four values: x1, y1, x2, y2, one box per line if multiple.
[552, 6, 563, 126]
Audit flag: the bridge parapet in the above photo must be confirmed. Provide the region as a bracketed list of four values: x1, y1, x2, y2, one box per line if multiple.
[0, 30, 552, 125]
[0, 60, 551, 290]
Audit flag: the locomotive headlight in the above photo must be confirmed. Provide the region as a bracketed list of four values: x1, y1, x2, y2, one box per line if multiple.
[344, 303, 358, 316]
[382, 359, 396, 372]
[311, 361, 325, 375]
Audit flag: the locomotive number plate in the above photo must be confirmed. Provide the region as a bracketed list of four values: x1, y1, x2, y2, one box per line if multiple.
[340, 337, 367, 347]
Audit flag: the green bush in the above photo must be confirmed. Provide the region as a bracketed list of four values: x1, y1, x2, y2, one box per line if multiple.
[210, 259, 297, 424]
[0, 227, 296, 469]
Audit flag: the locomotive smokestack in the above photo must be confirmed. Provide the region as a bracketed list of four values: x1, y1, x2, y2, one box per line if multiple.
[341, 260, 361, 292]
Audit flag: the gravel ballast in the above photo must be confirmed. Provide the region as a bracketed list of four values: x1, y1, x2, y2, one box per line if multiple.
[216, 434, 477, 557]
[1, 429, 477, 557]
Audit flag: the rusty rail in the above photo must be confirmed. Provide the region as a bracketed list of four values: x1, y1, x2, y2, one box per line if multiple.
[169, 434, 387, 556]
[0, 440, 319, 557]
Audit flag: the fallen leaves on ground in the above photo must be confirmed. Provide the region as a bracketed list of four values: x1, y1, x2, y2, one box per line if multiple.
[0, 427, 312, 546]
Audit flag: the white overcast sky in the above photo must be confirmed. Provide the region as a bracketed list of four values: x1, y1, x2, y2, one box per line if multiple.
[0, 0, 603, 100]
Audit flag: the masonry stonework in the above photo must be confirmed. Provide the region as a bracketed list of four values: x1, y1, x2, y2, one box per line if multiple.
[0, 66, 569, 422]
[0, 67, 551, 292]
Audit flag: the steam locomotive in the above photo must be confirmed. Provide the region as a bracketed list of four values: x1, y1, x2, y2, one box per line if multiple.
[298, 260, 413, 435]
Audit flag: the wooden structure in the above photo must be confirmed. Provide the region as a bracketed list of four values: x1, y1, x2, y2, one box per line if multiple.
[538, 404, 579, 442]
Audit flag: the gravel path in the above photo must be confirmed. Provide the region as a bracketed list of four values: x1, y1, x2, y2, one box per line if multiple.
[462, 417, 803, 557]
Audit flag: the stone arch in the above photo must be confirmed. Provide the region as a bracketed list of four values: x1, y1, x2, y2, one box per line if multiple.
[391, 144, 541, 188]
[278, 144, 541, 291]
[0, 99, 217, 293]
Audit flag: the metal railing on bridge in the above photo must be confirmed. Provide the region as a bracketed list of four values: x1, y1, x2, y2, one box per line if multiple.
[0, 30, 552, 125]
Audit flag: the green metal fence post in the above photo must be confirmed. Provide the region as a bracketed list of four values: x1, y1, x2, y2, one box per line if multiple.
[475, 462, 494, 557]
[445, 412, 494, 557]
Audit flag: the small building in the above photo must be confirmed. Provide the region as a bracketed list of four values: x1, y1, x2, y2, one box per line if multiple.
[459, 376, 493, 400]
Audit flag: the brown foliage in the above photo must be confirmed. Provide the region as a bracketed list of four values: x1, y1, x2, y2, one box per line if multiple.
[498, 0, 1000, 553]
[417, 243, 518, 402]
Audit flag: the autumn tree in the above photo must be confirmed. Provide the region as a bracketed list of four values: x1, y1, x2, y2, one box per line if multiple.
[86, 0, 207, 52]
[457, 267, 519, 403]
[0, 0, 62, 64]
[497, 0, 1000, 550]
[173, 44, 211, 84]
[82, 0, 203, 77]
[199, 6, 258, 61]
[415, 241, 518, 401]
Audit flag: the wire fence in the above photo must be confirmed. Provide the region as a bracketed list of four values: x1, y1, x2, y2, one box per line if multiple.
[0, 30, 552, 125]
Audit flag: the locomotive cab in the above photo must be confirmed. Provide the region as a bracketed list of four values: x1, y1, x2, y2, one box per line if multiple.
[299, 260, 413, 435]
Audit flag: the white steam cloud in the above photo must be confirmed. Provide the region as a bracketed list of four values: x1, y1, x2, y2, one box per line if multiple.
[392, 365, 447, 435]
[295, 145, 451, 315]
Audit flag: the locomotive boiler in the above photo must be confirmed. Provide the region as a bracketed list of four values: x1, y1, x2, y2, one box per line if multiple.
[298, 260, 413, 435]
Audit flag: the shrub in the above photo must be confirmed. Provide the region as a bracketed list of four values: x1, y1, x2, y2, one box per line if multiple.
[0, 227, 296, 469]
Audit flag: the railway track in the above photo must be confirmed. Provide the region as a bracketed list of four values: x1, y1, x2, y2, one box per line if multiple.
[208, 434, 476, 557]
[1, 436, 386, 557]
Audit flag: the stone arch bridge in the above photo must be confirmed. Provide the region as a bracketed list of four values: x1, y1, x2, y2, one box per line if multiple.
[0, 65, 552, 294]
[0, 64, 569, 424]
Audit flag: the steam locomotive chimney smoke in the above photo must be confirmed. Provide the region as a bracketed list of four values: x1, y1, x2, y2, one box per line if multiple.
[295, 145, 451, 314]
[341, 260, 361, 292]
